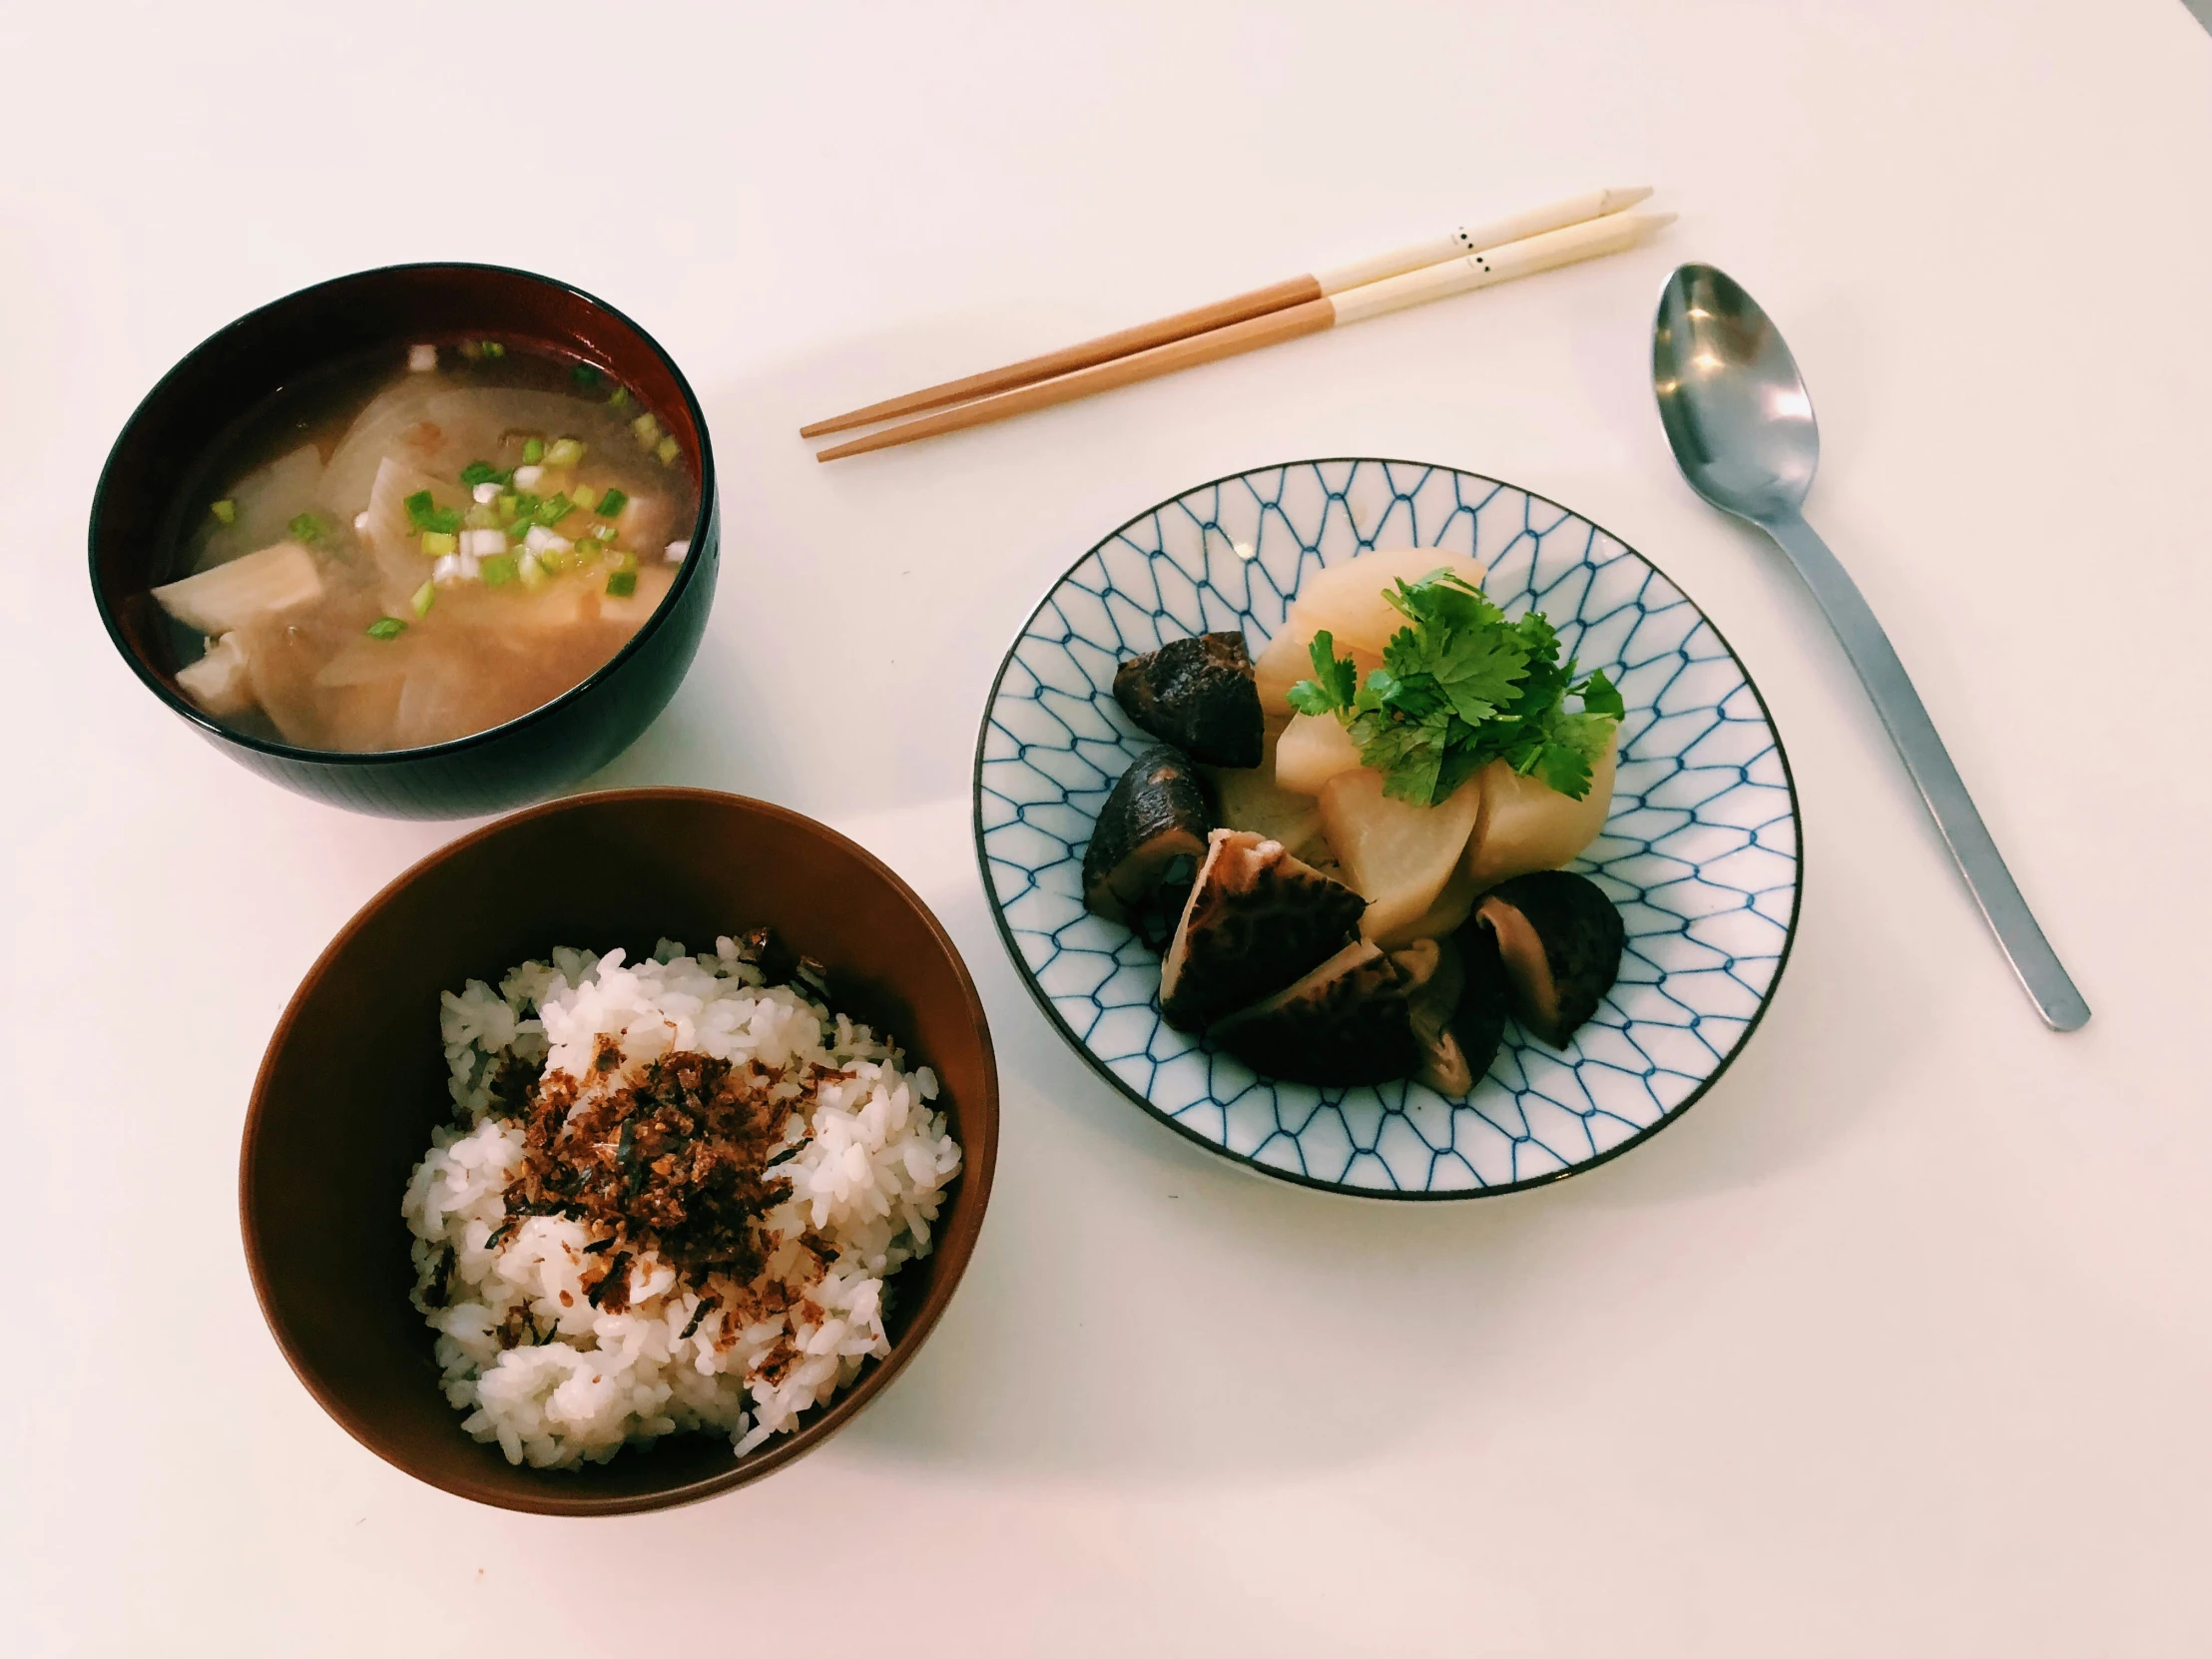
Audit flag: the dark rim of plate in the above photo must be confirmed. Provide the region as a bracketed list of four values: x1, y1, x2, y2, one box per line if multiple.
[88, 260, 718, 768]
[969, 457, 1804, 1202]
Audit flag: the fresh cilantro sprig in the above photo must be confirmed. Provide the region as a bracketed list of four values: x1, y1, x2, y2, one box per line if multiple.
[1287, 568, 1623, 805]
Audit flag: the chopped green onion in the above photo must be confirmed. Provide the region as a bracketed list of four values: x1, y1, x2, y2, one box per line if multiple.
[572, 363, 603, 388]
[365, 616, 406, 640]
[518, 551, 548, 588]
[410, 580, 436, 618]
[613, 549, 639, 573]
[210, 498, 238, 525]
[572, 485, 600, 512]
[630, 412, 661, 448]
[460, 460, 513, 488]
[496, 491, 519, 517]
[607, 385, 630, 407]
[545, 437, 585, 469]
[419, 530, 458, 557]
[465, 501, 500, 530]
[287, 512, 325, 544]
[480, 554, 519, 587]
[538, 548, 571, 573]
[510, 492, 542, 521]
[656, 436, 680, 465]
[458, 339, 481, 360]
[595, 486, 629, 520]
[404, 490, 461, 535]
[521, 437, 545, 464]
[535, 492, 574, 526]
[605, 570, 638, 598]
[480, 339, 505, 358]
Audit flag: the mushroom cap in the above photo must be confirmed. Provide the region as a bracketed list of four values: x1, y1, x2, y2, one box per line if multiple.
[1081, 744, 1214, 925]
[1158, 829, 1365, 1030]
[1448, 918, 1512, 1080]
[1113, 632, 1265, 769]
[1210, 939, 1421, 1086]
[1474, 870, 1625, 1047]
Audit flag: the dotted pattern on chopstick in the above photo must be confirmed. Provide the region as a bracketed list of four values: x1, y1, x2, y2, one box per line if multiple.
[974, 459, 1801, 1199]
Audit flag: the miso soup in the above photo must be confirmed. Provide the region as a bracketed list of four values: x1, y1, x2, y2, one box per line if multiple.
[151, 340, 700, 752]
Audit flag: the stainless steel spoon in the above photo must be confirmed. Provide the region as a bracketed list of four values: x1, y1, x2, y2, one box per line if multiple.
[1652, 264, 2089, 1030]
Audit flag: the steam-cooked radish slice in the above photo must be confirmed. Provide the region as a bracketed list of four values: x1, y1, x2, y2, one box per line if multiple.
[1319, 767, 1482, 943]
[1275, 713, 1365, 796]
[1282, 546, 1487, 658]
[152, 540, 322, 635]
[1462, 733, 1617, 887]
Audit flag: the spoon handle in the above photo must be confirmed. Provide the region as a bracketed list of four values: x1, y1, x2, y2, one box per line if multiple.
[1760, 510, 2090, 1030]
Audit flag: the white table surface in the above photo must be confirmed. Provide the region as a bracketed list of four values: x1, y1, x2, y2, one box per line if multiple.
[8, 1, 2212, 1653]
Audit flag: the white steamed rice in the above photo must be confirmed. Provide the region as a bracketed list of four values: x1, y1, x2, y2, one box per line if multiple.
[399, 936, 961, 1469]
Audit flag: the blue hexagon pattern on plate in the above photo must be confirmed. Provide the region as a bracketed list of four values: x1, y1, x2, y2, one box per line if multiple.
[973, 459, 1800, 1198]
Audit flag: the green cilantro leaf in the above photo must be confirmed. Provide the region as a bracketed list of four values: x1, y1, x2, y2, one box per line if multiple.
[1294, 564, 1626, 805]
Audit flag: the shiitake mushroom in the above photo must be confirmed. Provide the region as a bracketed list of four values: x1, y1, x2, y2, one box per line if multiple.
[1081, 745, 1215, 926]
[1472, 870, 1625, 1048]
[1113, 633, 1265, 768]
[1158, 830, 1366, 1031]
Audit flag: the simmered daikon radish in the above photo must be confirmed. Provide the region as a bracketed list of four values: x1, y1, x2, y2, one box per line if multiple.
[1284, 546, 1487, 657]
[1373, 863, 1479, 949]
[1463, 733, 1617, 887]
[1253, 631, 1380, 717]
[1318, 767, 1482, 943]
[1208, 726, 1326, 861]
[1276, 712, 1365, 796]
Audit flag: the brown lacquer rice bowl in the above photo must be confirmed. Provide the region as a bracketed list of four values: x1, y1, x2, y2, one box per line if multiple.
[240, 790, 998, 1513]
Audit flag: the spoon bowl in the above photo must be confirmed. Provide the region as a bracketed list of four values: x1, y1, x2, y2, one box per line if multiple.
[1653, 264, 1820, 522]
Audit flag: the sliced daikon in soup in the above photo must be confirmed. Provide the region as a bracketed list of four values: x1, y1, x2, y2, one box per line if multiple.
[322, 384, 593, 515]
[197, 446, 325, 571]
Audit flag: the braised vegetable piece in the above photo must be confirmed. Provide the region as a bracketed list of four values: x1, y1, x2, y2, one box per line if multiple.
[1289, 568, 1622, 808]
[1275, 710, 1365, 795]
[1158, 829, 1365, 1031]
[1318, 766, 1481, 944]
[1082, 745, 1216, 925]
[1211, 937, 1435, 1086]
[1205, 725, 1325, 863]
[1463, 735, 1618, 886]
[1474, 870, 1625, 1047]
[1112, 632, 1265, 768]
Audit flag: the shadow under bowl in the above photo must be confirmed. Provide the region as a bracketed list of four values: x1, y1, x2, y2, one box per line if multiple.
[241, 789, 998, 1514]
[90, 262, 720, 820]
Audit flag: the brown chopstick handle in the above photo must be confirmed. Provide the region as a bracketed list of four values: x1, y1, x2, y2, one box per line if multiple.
[798, 275, 1326, 437]
[815, 297, 1338, 460]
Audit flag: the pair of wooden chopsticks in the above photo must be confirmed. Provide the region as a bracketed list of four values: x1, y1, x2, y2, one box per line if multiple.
[803, 187, 1671, 461]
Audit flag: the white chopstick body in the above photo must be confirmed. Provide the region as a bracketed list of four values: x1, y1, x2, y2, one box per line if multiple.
[1327, 212, 1676, 326]
[1312, 186, 1652, 294]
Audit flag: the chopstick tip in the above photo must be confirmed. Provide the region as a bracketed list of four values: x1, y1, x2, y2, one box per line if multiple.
[1604, 185, 1655, 211]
